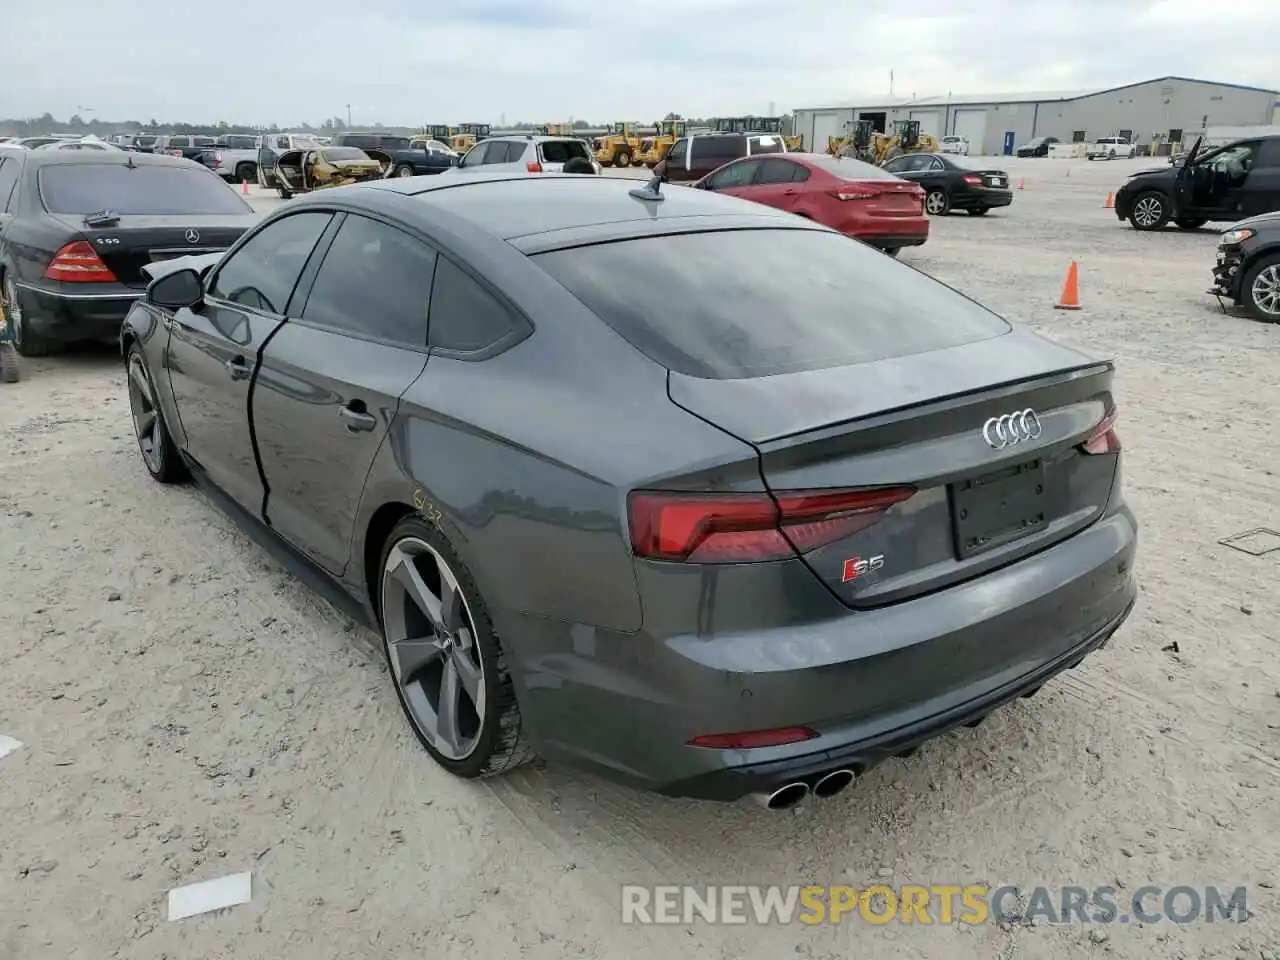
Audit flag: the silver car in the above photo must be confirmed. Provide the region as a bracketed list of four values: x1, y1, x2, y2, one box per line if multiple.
[448, 135, 601, 175]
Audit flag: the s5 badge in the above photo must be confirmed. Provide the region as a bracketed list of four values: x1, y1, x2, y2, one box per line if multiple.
[841, 555, 884, 583]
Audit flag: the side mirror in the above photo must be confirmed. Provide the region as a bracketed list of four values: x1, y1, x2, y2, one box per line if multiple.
[148, 268, 204, 311]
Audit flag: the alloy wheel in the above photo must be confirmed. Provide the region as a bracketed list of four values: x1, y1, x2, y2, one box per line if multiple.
[381, 537, 486, 761]
[127, 353, 164, 473]
[397, 166, 414, 178]
[1251, 265, 1280, 319]
[1133, 196, 1163, 227]
[926, 190, 947, 215]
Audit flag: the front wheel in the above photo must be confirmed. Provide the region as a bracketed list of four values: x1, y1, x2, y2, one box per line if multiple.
[1128, 191, 1170, 230]
[925, 188, 950, 215]
[1174, 218, 1206, 230]
[615, 151, 632, 168]
[395, 164, 415, 178]
[126, 344, 188, 483]
[378, 517, 534, 779]
[1242, 254, 1280, 323]
[882, 247, 901, 257]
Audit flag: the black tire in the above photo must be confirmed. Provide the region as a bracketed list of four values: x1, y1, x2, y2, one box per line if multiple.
[1108, 150, 1116, 160]
[925, 188, 950, 216]
[1174, 218, 1207, 230]
[1128, 191, 1170, 230]
[615, 150, 632, 168]
[969, 207, 989, 216]
[1241, 253, 1280, 324]
[126, 343, 188, 483]
[394, 164, 415, 178]
[882, 247, 901, 257]
[3, 273, 56, 357]
[377, 516, 533, 779]
[0, 343, 19, 383]
[234, 162, 256, 183]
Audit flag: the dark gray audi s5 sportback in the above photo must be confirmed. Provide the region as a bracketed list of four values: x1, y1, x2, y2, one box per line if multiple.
[122, 172, 1137, 809]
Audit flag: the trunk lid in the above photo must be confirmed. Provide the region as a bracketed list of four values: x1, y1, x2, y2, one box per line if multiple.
[963, 168, 1009, 189]
[667, 328, 1120, 608]
[50, 215, 251, 288]
[840, 178, 923, 217]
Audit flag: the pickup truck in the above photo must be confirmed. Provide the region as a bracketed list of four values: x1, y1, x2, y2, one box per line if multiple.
[209, 134, 260, 183]
[154, 134, 218, 160]
[332, 132, 457, 177]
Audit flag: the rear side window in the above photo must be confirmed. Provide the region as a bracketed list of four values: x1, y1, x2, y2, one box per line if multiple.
[427, 258, 519, 353]
[747, 136, 784, 155]
[534, 229, 1011, 379]
[667, 139, 688, 163]
[301, 215, 436, 347]
[692, 136, 743, 162]
[0, 158, 20, 212]
[39, 165, 254, 215]
[539, 140, 590, 163]
[343, 135, 376, 150]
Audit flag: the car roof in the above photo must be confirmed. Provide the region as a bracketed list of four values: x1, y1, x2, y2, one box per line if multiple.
[8, 150, 205, 168]
[340, 173, 816, 248]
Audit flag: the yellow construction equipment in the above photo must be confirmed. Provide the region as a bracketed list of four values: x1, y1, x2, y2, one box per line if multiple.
[593, 122, 644, 168]
[829, 119, 939, 166]
[636, 119, 687, 166]
[450, 123, 491, 153]
[712, 116, 801, 151]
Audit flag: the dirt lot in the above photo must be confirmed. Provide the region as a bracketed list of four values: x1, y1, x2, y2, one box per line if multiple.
[2, 157, 1278, 960]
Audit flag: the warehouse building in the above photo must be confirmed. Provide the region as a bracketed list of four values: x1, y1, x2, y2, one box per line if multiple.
[793, 76, 1280, 156]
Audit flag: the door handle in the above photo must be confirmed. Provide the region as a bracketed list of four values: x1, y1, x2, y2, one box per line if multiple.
[224, 356, 250, 380]
[783, 188, 797, 195]
[339, 403, 377, 432]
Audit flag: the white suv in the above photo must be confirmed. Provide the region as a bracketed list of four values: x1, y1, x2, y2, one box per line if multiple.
[940, 135, 969, 155]
[1087, 136, 1137, 160]
[447, 135, 601, 175]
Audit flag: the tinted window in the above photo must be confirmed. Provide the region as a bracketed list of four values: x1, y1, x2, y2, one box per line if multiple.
[0, 158, 19, 211]
[380, 137, 411, 150]
[707, 159, 761, 188]
[667, 139, 688, 163]
[428, 257, 518, 353]
[221, 135, 256, 149]
[757, 158, 809, 184]
[540, 140, 590, 163]
[301, 216, 436, 347]
[693, 136, 744, 162]
[343, 135, 376, 150]
[39, 164, 254, 215]
[208, 212, 332, 314]
[535, 229, 1010, 379]
[322, 147, 367, 162]
[499, 142, 526, 163]
[746, 136, 784, 156]
[1255, 138, 1280, 166]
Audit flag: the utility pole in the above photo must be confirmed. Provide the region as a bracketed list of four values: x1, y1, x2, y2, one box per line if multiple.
[345, 103, 351, 127]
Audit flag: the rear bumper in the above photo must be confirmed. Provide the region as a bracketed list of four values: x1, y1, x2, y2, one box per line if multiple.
[857, 234, 928, 250]
[513, 506, 1138, 800]
[843, 217, 929, 248]
[952, 188, 1013, 210]
[15, 280, 141, 343]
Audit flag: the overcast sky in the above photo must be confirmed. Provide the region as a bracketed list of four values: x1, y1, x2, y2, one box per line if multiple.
[2, 0, 1278, 126]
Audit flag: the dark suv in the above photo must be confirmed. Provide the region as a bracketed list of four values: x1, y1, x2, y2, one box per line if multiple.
[1209, 211, 1280, 322]
[653, 132, 786, 182]
[1116, 134, 1280, 231]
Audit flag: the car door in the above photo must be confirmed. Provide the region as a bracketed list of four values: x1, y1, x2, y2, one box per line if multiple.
[742, 157, 810, 211]
[701, 158, 765, 200]
[164, 211, 334, 513]
[1243, 138, 1280, 216]
[251, 213, 436, 575]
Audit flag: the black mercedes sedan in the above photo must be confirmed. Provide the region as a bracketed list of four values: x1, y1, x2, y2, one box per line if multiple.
[0, 149, 257, 355]
[122, 173, 1136, 808]
[882, 152, 1014, 215]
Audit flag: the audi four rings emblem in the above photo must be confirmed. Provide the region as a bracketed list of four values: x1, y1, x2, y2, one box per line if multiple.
[982, 408, 1042, 449]
[184, 229, 200, 243]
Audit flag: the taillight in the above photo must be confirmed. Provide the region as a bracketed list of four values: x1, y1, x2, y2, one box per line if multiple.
[212, 151, 223, 164]
[628, 486, 916, 563]
[526, 161, 543, 173]
[44, 241, 117, 283]
[1081, 408, 1121, 455]
[835, 182, 877, 200]
[690, 727, 818, 749]
[962, 174, 982, 185]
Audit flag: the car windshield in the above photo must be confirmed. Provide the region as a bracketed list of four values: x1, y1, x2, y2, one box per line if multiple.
[322, 147, 368, 162]
[39, 164, 253, 215]
[804, 155, 900, 180]
[535, 228, 1010, 379]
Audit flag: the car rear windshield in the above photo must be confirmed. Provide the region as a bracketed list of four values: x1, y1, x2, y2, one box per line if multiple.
[539, 139, 590, 163]
[747, 136, 784, 155]
[535, 228, 1011, 379]
[323, 147, 367, 161]
[39, 164, 252, 216]
[804, 155, 900, 180]
[381, 137, 411, 150]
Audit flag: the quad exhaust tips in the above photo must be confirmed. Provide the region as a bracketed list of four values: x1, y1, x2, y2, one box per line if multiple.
[754, 781, 810, 810]
[753, 769, 857, 810]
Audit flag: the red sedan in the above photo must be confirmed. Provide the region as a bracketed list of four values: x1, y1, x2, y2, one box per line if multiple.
[691, 153, 929, 255]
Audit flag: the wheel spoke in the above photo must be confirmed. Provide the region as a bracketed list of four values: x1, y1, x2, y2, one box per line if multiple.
[436, 657, 462, 752]
[450, 645, 483, 710]
[438, 568, 465, 634]
[136, 409, 156, 440]
[392, 635, 445, 683]
[128, 361, 150, 399]
[391, 549, 445, 631]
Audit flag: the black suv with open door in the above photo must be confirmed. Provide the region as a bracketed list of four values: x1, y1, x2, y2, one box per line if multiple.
[1115, 134, 1280, 231]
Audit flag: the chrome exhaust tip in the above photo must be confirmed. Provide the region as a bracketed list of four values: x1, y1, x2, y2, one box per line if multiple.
[753, 781, 810, 810]
[811, 768, 856, 799]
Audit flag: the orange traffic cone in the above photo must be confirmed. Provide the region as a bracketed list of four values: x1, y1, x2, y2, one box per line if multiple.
[1054, 261, 1082, 310]
[1017, 178, 1025, 190]
[240, 179, 249, 196]
[1104, 191, 1114, 208]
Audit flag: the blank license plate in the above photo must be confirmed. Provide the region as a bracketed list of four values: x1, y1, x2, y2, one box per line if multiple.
[951, 459, 1047, 559]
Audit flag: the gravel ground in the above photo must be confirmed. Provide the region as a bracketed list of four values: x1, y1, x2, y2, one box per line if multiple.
[2, 156, 1278, 960]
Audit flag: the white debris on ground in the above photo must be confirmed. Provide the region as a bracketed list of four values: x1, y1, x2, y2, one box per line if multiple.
[0, 735, 23, 760]
[0, 157, 1277, 960]
[167, 872, 253, 921]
